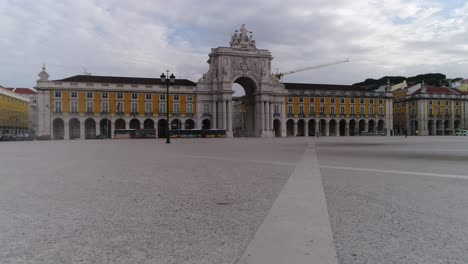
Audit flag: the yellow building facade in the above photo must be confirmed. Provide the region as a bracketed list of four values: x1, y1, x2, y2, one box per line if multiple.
[0, 88, 30, 135]
[36, 74, 198, 139]
[392, 83, 467, 135]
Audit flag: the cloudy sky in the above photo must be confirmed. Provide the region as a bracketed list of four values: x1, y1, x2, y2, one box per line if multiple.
[1, 0, 468, 90]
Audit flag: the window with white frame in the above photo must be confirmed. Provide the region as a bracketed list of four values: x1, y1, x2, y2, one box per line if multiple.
[299, 105, 304, 115]
[330, 106, 335, 115]
[160, 94, 166, 101]
[351, 106, 355, 115]
[288, 97, 293, 103]
[71, 92, 77, 98]
[71, 101, 78, 113]
[159, 103, 166, 113]
[117, 93, 123, 99]
[309, 97, 314, 103]
[187, 103, 193, 114]
[437, 107, 441, 115]
[378, 99, 383, 104]
[54, 101, 62, 113]
[288, 105, 293, 115]
[145, 102, 152, 114]
[187, 95, 193, 101]
[102, 92, 108, 99]
[351, 98, 355, 104]
[86, 101, 93, 113]
[369, 106, 374, 115]
[320, 105, 325, 114]
[456, 101, 460, 106]
[131, 102, 138, 113]
[55, 91, 62, 98]
[370, 99, 374, 104]
[173, 95, 179, 101]
[429, 100, 433, 105]
[456, 108, 460, 115]
[360, 98, 364, 104]
[411, 108, 416, 116]
[299, 97, 304, 103]
[340, 98, 345, 104]
[116, 101, 124, 113]
[309, 105, 314, 114]
[274, 104, 279, 114]
[87, 92, 93, 99]
[429, 108, 433, 116]
[102, 101, 109, 113]
[445, 107, 449, 116]
[145, 94, 152, 100]
[340, 106, 345, 115]
[203, 103, 209, 113]
[360, 106, 365, 115]
[131, 93, 138, 100]
[331, 98, 335, 103]
[437, 100, 441, 105]
[173, 103, 180, 114]
[320, 98, 324, 103]
[379, 106, 383, 115]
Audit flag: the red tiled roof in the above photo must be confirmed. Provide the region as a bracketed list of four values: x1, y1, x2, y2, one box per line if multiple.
[12, 88, 37, 95]
[413, 86, 460, 95]
[453, 88, 468, 95]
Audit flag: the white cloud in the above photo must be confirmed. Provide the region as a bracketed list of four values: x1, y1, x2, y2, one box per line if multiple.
[0, 0, 467, 88]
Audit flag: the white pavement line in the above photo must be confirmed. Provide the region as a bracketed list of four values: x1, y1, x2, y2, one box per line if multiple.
[179, 154, 296, 167]
[236, 143, 338, 264]
[320, 165, 468, 180]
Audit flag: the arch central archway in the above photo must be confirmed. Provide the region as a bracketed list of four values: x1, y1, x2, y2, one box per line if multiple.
[232, 76, 257, 137]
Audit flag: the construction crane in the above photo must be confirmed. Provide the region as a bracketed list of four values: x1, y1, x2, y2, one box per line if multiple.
[275, 59, 349, 80]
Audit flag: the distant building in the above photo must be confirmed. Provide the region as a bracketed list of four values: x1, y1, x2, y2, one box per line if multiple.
[393, 82, 468, 135]
[4, 88, 38, 136]
[0, 87, 30, 135]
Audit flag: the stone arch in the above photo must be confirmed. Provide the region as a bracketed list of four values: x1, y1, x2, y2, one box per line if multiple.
[202, 119, 211, 130]
[185, 119, 195, 129]
[339, 119, 346, 136]
[286, 119, 294, 137]
[454, 120, 461, 130]
[308, 119, 316, 136]
[329, 119, 337, 136]
[428, 120, 434, 136]
[171, 119, 181, 130]
[297, 119, 305, 136]
[349, 120, 356, 136]
[359, 119, 365, 135]
[232, 76, 258, 137]
[69, 118, 80, 139]
[143, 119, 155, 130]
[100, 118, 111, 138]
[436, 120, 442, 135]
[52, 118, 64, 140]
[273, 119, 281, 137]
[115, 119, 126, 130]
[158, 119, 167, 138]
[129, 119, 140, 130]
[84, 118, 96, 139]
[444, 120, 450, 135]
[319, 119, 326, 136]
[377, 120, 385, 132]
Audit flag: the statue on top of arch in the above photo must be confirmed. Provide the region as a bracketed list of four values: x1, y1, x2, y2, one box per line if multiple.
[230, 24, 256, 49]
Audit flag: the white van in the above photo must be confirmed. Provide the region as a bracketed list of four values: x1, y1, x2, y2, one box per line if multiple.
[454, 130, 468, 136]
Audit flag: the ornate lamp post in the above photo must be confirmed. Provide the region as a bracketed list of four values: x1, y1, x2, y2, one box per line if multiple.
[160, 70, 175, 144]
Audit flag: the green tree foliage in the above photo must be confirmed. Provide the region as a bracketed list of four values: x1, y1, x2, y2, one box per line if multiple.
[353, 73, 448, 89]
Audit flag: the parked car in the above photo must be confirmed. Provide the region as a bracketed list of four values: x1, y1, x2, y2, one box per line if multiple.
[0, 134, 15, 141]
[454, 130, 468, 136]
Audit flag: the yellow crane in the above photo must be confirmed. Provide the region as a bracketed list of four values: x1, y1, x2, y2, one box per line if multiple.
[275, 59, 349, 80]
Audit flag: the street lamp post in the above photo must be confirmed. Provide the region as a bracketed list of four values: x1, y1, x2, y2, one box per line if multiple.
[160, 70, 175, 144]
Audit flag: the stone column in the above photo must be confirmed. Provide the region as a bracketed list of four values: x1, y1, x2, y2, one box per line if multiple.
[315, 121, 319, 136]
[335, 122, 339, 136]
[304, 120, 309, 136]
[213, 101, 217, 129]
[325, 120, 330, 136]
[365, 119, 369, 133]
[64, 120, 70, 140]
[345, 120, 349, 136]
[96, 119, 101, 136]
[281, 102, 287, 137]
[227, 100, 233, 134]
[80, 118, 85, 139]
[293, 120, 297, 136]
[260, 101, 265, 132]
[268, 102, 272, 131]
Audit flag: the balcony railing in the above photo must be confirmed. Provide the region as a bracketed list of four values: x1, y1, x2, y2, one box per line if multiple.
[69, 111, 79, 115]
[185, 113, 194, 117]
[428, 114, 434, 118]
[359, 114, 366, 117]
[298, 113, 305, 118]
[320, 113, 326, 117]
[85, 111, 94, 115]
[54, 111, 62, 114]
[308, 112, 315, 117]
[172, 112, 180, 117]
[287, 113, 294, 117]
[100, 111, 109, 115]
[131, 111, 139, 116]
[116, 111, 124, 116]
[159, 111, 167, 115]
[340, 113, 346, 117]
[202, 112, 211, 117]
[273, 113, 280, 117]
[145, 112, 153, 116]
[455, 114, 461, 118]
[329, 114, 336, 117]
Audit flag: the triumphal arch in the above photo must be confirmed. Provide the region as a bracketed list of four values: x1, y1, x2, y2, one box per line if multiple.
[196, 25, 288, 137]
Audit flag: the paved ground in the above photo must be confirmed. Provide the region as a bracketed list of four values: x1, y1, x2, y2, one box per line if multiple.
[0, 138, 307, 264]
[2, 136, 468, 264]
[318, 136, 468, 264]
